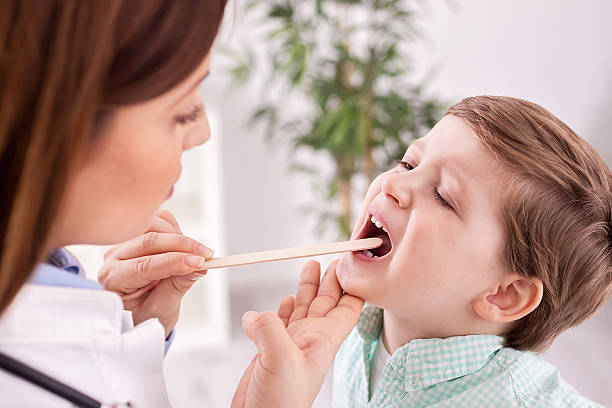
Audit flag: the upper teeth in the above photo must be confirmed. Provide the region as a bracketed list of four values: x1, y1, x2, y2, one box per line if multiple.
[370, 215, 386, 231]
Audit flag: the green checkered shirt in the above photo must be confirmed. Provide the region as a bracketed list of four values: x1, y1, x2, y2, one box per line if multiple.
[333, 305, 601, 407]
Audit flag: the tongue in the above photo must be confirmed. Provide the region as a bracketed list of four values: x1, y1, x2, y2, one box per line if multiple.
[371, 232, 392, 257]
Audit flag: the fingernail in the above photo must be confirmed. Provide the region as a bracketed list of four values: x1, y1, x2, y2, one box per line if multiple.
[243, 311, 255, 322]
[197, 244, 214, 258]
[185, 255, 206, 268]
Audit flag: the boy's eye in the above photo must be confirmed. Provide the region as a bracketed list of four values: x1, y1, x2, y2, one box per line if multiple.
[394, 159, 455, 212]
[434, 188, 454, 211]
[394, 160, 415, 171]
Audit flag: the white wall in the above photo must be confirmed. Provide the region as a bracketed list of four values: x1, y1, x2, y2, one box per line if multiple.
[411, 0, 612, 163]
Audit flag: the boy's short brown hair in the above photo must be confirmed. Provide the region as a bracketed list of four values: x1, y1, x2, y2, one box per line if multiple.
[447, 96, 612, 351]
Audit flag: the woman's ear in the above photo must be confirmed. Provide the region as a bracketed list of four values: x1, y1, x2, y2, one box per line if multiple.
[472, 275, 543, 323]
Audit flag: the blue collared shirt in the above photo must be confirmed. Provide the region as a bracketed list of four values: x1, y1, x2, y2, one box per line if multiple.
[30, 248, 174, 354]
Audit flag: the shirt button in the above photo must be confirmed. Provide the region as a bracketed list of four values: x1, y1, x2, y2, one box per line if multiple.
[412, 376, 420, 386]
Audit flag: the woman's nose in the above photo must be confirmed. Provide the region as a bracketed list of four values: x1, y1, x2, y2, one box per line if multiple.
[381, 172, 412, 208]
[183, 110, 211, 150]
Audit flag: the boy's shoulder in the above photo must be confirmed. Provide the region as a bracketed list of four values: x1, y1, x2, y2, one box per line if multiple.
[493, 347, 603, 407]
[333, 322, 602, 408]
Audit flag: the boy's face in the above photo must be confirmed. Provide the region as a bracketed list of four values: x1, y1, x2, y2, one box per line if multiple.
[337, 115, 509, 337]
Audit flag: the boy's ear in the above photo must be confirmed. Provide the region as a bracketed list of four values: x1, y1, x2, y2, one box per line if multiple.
[472, 275, 543, 323]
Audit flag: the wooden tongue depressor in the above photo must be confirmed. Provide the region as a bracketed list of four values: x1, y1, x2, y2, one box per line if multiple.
[200, 237, 383, 270]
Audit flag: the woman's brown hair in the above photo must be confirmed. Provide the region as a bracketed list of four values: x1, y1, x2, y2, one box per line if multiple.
[448, 96, 612, 351]
[0, 0, 227, 314]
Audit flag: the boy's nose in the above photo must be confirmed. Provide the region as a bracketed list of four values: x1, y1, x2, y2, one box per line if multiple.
[381, 172, 412, 208]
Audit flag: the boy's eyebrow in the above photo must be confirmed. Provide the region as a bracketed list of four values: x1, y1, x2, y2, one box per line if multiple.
[412, 138, 426, 152]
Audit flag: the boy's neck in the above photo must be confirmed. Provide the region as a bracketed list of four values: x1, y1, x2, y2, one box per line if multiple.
[381, 310, 433, 354]
[381, 309, 504, 354]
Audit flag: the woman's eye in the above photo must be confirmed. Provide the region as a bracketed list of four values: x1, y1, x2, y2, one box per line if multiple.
[394, 160, 415, 171]
[176, 105, 204, 125]
[434, 188, 453, 211]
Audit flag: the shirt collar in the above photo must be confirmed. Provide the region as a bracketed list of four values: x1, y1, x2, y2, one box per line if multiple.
[356, 304, 504, 392]
[356, 302, 384, 341]
[45, 248, 83, 275]
[29, 248, 103, 290]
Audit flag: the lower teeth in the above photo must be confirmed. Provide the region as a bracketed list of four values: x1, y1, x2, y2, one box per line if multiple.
[363, 249, 378, 258]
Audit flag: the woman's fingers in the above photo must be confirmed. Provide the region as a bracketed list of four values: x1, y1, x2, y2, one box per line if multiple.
[307, 259, 342, 318]
[103, 213, 178, 260]
[148, 273, 199, 299]
[120, 280, 160, 301]
[111, 232, 213, 261]
[155, 209, 182, 234]
[277, 296, 295, 328]
[99, 251, 208, 293]
[149, 214, 180, 234]
[288, 260, 321, 325]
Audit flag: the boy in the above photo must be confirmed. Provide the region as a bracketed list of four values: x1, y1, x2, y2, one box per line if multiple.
[333, 96, 612, 407]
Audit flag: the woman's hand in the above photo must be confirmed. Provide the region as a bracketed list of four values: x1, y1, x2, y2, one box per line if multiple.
[231, 259, 364, 408]
[98, 209, 214, 337]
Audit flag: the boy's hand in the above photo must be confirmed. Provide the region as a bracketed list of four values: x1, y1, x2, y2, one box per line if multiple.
[231, 260, 364, 408]
[98, 209, 214, 337]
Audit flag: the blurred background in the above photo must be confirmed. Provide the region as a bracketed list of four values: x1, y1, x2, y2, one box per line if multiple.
[70, 0, 612, 406]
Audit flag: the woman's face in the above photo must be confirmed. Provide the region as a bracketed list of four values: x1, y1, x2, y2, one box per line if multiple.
[51, 55, 212, 247]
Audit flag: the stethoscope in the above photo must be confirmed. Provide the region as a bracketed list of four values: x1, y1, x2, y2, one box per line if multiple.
[0, 350, 134, 407]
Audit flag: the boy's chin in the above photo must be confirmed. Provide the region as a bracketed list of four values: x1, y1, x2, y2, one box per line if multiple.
[336, 255, 357, 293]
[336, 254, 375, 300]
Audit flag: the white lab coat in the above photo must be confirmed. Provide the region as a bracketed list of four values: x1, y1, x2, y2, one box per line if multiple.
[0, 284, 172, 407]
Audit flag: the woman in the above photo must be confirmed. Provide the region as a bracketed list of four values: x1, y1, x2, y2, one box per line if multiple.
[0, 1, 362, 407]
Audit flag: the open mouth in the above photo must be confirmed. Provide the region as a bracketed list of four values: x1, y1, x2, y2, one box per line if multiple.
[356, 213, 393, 258]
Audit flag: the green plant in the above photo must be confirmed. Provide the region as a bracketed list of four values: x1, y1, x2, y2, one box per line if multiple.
[226, 0, 445, 238]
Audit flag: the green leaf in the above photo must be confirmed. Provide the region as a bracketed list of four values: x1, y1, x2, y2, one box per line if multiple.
[268, 4, 294, 19]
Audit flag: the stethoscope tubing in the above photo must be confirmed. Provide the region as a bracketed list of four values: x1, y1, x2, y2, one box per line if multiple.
[0, 350, 102, 407]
